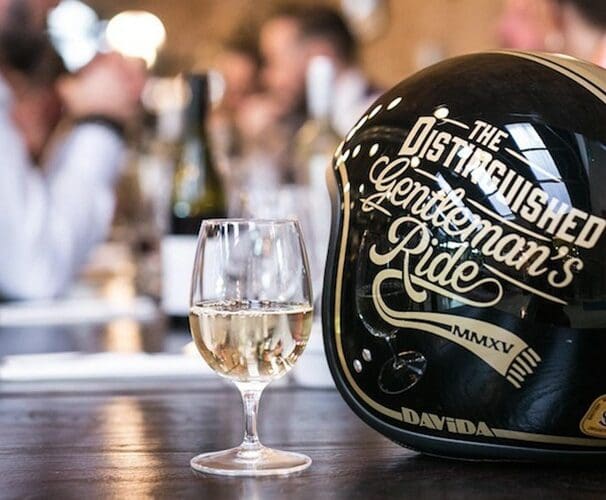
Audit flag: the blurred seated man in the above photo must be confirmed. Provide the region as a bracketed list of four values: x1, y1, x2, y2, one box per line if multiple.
[259, 4, 377, 137]
[236, 5, 377, 185]
[498, 0, 606, 67]
[0, 0, 145, 300]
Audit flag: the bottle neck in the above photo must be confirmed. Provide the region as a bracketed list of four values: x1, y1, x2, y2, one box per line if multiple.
[184, 75, 210, 138]
[306, 56, 335, 127]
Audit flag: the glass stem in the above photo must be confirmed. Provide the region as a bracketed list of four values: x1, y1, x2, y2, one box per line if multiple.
[235, 382, 266, 456]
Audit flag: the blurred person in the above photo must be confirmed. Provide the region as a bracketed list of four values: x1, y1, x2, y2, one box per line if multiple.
[0, 0, 145, 300]
[211, 33, 261, 162]
[203, 31, 266, 215]
[498, 0, 560, 51]
[10, 38, 66, 163]
[258, 4, 378, 138]
[234, 4, 377, 188]
[216, 36, 261, 120]
[498, 0, 606, 67]
[552, 0, 606, 66]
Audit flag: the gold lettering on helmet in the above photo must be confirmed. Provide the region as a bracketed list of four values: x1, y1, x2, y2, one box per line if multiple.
[401, 406, 496, 437]
[356, 108, 606, 389]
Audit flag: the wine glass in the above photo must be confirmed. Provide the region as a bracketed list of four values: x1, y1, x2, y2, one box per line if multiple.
[189, 219, 314, 476]
[355, 230, 427, 394]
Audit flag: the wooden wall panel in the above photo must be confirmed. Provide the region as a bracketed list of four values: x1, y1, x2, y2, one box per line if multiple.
[87, 0, 504, 87]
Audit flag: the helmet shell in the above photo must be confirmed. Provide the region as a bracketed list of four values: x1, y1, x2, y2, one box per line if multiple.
[322, 51, 606, 461]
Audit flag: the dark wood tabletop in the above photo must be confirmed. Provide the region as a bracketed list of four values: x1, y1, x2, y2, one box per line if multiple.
[1, 377, 605, 500]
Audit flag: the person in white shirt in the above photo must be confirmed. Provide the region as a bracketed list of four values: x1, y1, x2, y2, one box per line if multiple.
[0, 0, 145, 300]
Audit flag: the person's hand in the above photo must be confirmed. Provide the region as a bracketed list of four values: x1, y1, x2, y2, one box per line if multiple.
[57, 53, 146, 126]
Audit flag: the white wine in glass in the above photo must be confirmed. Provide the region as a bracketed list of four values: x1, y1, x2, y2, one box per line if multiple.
[189, 300, 312, 382]
[189, 219, 314, 476]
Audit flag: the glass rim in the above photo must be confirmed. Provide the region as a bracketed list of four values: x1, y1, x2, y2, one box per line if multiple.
[201, 217, 299, 226]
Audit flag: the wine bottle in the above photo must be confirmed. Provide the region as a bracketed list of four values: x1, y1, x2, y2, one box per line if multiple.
[171, 73, 226, 234]
[295, 56, 341, 188]
[289, 56, 341, 388]
[162, 73, 226, 319]
[293, 56, 341, 297]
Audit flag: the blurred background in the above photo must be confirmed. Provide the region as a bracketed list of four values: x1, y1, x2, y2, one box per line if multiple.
[0, 0, 604, 382]
[88, 0, 502, 85]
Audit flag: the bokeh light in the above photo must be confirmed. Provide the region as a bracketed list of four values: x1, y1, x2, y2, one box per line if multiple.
[105, 10, 167, 67]
[47, 0, 100, 71]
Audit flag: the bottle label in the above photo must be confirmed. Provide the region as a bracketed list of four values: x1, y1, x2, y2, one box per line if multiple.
[161, 235, 198, 315]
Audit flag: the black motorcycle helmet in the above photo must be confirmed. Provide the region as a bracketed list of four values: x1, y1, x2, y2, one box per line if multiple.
[322, 51, 606, 461]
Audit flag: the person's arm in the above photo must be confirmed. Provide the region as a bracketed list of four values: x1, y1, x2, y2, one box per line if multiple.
[0, 53, 145, 300]
[0, 116, 125, 299]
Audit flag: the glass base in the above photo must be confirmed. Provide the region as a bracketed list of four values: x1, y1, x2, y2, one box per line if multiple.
[190, 445, 311, 477]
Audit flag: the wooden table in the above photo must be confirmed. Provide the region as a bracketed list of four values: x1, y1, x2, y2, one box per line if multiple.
[1, 377, 605, 499]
